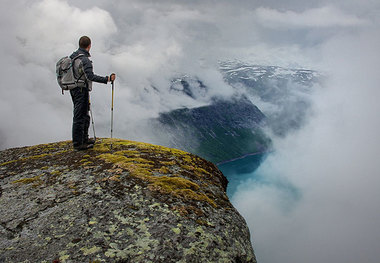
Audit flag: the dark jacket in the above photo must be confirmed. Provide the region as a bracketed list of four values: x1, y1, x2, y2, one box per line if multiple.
[70, 48, 108, 90]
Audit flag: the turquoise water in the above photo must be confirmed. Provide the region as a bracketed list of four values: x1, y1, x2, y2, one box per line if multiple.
[218, 153, 267, 197]
[219, 152, 302, 206]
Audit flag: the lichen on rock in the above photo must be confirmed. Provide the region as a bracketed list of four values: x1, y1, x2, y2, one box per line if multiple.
[0, 138, 256, 262]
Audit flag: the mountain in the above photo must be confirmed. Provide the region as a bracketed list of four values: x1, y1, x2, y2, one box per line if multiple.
[153, 96, 270, 164]
[0, 139, 256, 263]
[147, 62, 320, 163]
[220, 61, 322, 136]
[220, 61, 320, 87]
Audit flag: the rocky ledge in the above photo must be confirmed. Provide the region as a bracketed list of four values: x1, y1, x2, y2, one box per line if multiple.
[0, 138, 256, 263]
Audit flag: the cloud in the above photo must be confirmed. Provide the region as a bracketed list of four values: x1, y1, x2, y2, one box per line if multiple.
[0, 0, 119, 148]
[232, 28, 380, 263]
[2, 0, 253, 149]
[15, 0, 117, 66]
[254, 5, 367, 29]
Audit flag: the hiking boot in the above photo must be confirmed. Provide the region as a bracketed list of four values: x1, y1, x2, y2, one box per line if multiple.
[74, 143, 94, 151]
[86, 138, 96, 145]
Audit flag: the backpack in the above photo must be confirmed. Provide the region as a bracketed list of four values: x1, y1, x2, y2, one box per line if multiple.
[56, 54, 86, 94]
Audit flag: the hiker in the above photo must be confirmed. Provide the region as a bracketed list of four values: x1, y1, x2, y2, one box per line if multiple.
[70, 36, 116, 150]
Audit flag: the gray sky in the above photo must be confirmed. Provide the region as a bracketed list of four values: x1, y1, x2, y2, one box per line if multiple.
[1, 0, 379, 262]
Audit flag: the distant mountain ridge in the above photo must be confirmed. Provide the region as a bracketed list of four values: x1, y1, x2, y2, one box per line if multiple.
[220, 61, 321, 136]
[220, 61, 320, 86]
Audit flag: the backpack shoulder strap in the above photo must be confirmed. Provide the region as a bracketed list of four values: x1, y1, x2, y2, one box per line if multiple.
[72, 54, 85, 60]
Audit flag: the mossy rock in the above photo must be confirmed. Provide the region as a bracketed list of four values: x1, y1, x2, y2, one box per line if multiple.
[0, 138, 256, 263]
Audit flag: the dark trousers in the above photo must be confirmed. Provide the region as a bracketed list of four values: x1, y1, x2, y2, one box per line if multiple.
[70, 87, 90, 147]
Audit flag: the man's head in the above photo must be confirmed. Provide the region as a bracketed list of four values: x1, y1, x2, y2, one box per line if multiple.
[79, 36, 91, 51]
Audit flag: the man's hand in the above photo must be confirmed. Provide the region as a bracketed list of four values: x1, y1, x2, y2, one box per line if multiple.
[109, 73, 116, 82]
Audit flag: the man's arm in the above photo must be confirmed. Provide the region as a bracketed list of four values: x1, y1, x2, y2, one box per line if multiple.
[81, 57, 108, 84]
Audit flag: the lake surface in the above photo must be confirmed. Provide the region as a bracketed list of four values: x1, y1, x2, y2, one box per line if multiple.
[217, 153, 267, 197]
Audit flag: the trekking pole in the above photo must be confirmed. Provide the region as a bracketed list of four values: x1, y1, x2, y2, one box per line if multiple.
[89, 97, 96, 143]
[110, 79, 115, 150]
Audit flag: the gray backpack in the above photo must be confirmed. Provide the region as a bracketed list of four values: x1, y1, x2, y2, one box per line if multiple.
[56, 54, 86, 94]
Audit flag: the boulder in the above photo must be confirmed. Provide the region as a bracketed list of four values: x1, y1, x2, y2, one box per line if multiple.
[0, 139, 256, 263]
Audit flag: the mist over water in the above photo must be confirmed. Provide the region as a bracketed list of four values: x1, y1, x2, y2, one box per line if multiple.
[1, 1, 380, 262]
[231, 31, 380, 263]
[218, 153, 267, 197]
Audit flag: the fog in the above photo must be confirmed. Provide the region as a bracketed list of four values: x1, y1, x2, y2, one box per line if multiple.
[233, 29, 380, 262]
[1, 0, 379, 262]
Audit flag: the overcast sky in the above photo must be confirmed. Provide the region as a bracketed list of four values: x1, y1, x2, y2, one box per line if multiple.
[0, 0, 379, 262]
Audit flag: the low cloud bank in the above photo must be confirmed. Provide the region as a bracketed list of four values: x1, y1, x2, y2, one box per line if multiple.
[232, 29, 380, 263]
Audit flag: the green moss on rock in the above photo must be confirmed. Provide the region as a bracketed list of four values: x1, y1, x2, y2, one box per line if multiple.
[12, 174, 43, 185]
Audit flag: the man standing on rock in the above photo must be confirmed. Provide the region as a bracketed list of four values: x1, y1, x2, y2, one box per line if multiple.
[70, 36, 116, 151]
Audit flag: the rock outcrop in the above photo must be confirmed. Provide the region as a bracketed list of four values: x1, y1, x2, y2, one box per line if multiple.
[0, 139, 256, 263]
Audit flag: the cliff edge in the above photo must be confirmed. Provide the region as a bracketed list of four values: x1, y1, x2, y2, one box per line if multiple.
[0, 138, 256, 263]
